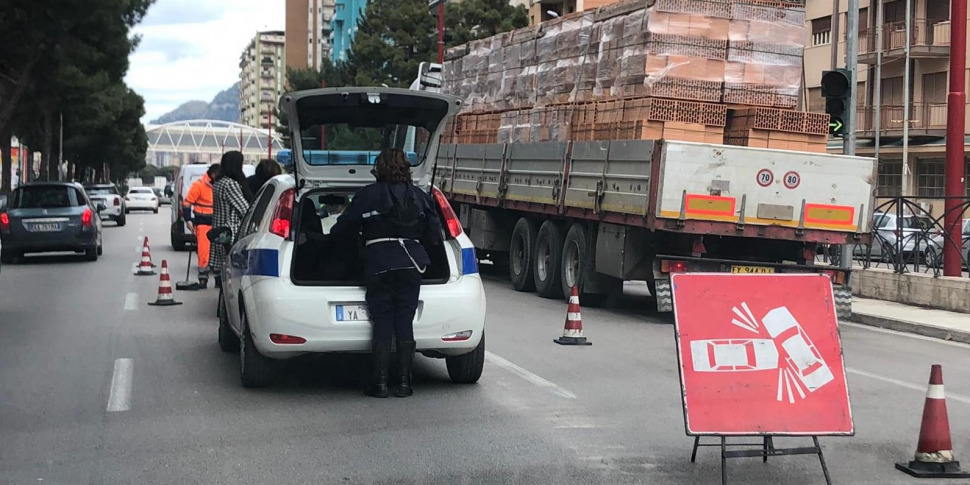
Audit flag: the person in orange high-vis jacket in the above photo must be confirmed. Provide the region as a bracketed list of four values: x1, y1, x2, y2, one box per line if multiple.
[183, 164, 220, 288]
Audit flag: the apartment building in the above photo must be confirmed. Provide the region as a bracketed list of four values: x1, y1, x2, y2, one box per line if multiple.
[240, 31, 286, 131]
[332, 0, 368, 62]
[804, 0, 969, 203]
[285, 0, 335, 73]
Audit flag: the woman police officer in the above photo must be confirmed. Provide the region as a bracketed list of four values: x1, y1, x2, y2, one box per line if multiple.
[330, 148, 443, 398]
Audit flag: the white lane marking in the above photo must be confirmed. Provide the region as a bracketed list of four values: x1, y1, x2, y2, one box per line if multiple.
[485, 351, 576, 399]
[124, 293, 138, 311]
[106, 358, 134, 412]
[846, 367, 970, 405]
[842, 322, 970, 349]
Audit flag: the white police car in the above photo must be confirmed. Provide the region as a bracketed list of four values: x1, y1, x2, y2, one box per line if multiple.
[216, 87, 486, 388]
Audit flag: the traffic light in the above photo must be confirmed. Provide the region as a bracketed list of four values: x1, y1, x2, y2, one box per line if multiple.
[821, 69, 851, 137]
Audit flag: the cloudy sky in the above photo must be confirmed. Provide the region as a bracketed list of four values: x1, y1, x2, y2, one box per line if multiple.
[126, 0, 285, 123]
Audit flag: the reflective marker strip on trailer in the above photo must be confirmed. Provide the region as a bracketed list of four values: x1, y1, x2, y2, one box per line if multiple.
[803, 204, 855, 227]
[684, 194, 737, 217]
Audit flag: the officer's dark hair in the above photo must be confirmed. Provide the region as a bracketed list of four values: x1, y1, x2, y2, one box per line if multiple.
[217, 151, 254, 202]
[373, 148, 412, 184]
[207, 163, 221, 179]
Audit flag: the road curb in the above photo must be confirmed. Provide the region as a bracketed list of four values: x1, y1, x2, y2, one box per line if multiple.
[848, 312, 970, 345]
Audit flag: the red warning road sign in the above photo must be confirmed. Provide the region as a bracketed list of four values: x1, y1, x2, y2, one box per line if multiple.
[671, 273, 853, 436]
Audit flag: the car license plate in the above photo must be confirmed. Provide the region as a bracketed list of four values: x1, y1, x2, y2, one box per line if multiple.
[335, 304, 369, 322]
[30, 223, 62, 232]
[731, 265, 774, 274]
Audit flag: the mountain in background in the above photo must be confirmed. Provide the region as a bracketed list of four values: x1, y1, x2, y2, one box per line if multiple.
[150, 82, 240, 124]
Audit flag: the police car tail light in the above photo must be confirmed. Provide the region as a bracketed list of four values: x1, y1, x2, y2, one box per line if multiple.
[81, 208, 93, 228]
[431, 187, 462, 238]
[269, 188, 295, 240]
[442, 330, 473, 342]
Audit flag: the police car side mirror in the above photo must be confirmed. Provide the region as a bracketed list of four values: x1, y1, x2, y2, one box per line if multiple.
[207, 226, 234, 250]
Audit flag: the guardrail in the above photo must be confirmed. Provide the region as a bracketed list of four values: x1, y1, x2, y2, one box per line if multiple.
[819, 196, 970, 277]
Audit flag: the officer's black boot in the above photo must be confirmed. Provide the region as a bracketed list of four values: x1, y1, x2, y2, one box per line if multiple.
[366, 341, 390, 398]
[198, 277, 208, 289]
[214, 276, 222, 289]
[393, 340, 416, 398]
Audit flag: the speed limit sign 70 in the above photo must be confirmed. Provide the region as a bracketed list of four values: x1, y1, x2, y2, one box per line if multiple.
[756, 169, 774, 187]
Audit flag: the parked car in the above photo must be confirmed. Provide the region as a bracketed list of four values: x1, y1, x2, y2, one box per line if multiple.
[84, 183, 126, 226]
[125, 186, 159, 213]
[924, 219, 970, 269]
[171, 164, 255, 251]
[853, 212, 934, 262]
[0, 182, 104, 262]
[152, 187, 171, 205]
[215, 87, 485, 388]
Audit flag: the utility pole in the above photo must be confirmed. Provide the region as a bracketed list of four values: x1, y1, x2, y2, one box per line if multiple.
[58, 112, 63, 182]
[268, 108, 273, 160]
[841, 0, 860, 271]
[437, 2, 445, 64]
[943, 0, 967, 277]
[901, 0, 912, 196]
[874, 0, 883, 159]
[831, 0, 840, 70]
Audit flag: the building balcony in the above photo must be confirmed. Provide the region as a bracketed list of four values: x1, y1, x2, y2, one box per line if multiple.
[858, 19, 951, 63]
[856, 103, 948, 138]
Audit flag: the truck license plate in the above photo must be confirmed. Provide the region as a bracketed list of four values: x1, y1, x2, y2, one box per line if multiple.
[731, 266, 774, 274]
[335, 304, 369, 322]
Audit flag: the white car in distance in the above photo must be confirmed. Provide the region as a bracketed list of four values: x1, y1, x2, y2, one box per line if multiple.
[216, 87, 486, 388]
[125, 187, 159, 213]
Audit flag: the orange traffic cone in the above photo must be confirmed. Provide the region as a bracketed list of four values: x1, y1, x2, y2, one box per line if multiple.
[144, 237, 157, 267]
[135, 238, 155, 275]
[896, 365, 970, 477]
[554, 286, 592, 346]
[147, 260, 182, 306]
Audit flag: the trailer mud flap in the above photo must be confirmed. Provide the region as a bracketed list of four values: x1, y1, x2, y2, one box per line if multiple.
[655, 279, 673, 313]
[834, 285, 852, 320]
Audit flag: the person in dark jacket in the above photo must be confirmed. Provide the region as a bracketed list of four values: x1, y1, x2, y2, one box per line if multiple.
[330, 148, 443, 398]
[247, 158, 283, 195]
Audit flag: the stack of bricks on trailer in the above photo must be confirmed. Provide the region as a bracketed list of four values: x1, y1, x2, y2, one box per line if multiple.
[441, 0, 827, 152]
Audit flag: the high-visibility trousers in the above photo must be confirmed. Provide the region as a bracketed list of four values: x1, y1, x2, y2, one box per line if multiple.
[196, 224, 212, 278]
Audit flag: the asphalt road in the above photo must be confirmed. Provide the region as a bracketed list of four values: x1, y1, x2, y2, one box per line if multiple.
[2, 210, 970, 484]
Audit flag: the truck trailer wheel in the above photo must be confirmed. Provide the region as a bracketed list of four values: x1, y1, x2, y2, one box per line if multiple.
[509, 218, 539, 292]
[534, 221, 564, 298]
[561, 223, 620, 307]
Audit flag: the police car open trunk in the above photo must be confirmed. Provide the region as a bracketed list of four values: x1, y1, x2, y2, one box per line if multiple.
[289, 187, 454, 285]
[279, 87, 464, 286]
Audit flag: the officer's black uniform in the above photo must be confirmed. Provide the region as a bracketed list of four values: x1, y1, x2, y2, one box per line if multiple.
[330, 181, 443, 398]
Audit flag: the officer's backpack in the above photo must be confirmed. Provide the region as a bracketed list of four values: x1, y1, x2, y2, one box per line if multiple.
[385, 185, 422, 236]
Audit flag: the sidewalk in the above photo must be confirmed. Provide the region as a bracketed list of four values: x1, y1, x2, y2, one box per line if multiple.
[849, 297, 970, 344]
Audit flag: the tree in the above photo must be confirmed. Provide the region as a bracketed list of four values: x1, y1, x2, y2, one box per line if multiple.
[444, 0, 530, 47]
[346, 0, 439, 88]
[1, 0, 153, 190]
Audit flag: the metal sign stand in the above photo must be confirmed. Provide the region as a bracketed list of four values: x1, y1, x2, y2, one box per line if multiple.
[690, 435, 831, 485]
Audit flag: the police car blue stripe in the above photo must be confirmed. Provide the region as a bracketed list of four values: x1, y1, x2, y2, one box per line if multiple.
[461, 247, 478, 275]
[245, 248, 280, 277]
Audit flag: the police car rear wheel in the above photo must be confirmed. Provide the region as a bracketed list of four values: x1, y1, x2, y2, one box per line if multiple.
[446, 333, 485, 384]
[218, 296, 239, 353]
[239, 310, 274, 388]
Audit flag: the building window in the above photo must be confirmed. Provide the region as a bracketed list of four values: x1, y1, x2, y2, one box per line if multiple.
[877, 159, 903, 197]
[812, 16, 832, 46]
[917, 158, 945, 197]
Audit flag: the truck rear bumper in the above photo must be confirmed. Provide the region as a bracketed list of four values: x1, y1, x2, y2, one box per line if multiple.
[651, 255, 852, 318]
